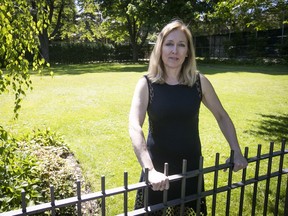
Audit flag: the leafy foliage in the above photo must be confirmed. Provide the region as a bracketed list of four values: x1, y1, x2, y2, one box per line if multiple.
[207, 0, 288, 33]
[76, 0, 103, 42]
[95, 0, 164, 61]
[0, 127, 82, 215]
[0, 126, 41, 211]
[0, 0, 47, 118]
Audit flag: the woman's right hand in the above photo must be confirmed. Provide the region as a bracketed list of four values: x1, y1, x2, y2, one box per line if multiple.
[148, 168, 169, 191]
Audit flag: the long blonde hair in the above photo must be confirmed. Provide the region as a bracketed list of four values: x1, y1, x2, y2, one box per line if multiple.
[148, 20, 198, 86]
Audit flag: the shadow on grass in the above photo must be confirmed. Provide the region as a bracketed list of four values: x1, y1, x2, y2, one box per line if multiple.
[35, 62, 288, 76]
[198, 63, 288, 75]
[40, 63, 149, 76]
[245, 113, 288, 142]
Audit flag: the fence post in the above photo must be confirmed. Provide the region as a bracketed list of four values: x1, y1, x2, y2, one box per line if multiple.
[162, 163, 169, 216]
[21, 190, 27, 215]
[252, 144, 261, 216]
[285, 175, 288, 216]
[212, 153, 220, 216]
[275, 139, 286, 215]
[144, 168, 149, 215]
[239, 147, 249, 216]
[196, 156, 204, 216]
[225, 150, 234, 216]
[50, 185, 56, 216]
[77, 180, 81, 216]
[101, 176, 106, 216]
[180, 159, 187, 216]
[124, 172, 128, 216]
[263, 142, 274, 216]
[279, 139, 288, 216]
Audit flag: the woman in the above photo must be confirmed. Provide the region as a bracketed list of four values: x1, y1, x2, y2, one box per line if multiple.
[129, 19, 248, 215]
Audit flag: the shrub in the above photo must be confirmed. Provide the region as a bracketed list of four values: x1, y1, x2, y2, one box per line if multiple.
[0, 127, 84, 215]
[49, 42, 115, 64]
[0, 126, 42, 211]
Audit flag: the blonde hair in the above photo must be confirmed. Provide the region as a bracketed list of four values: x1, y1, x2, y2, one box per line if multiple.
[148, 19, 198, 87]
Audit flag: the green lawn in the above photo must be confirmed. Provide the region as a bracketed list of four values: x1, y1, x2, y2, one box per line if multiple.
[1, 63, 287, 215]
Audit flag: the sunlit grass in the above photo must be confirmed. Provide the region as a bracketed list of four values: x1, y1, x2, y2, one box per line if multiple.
[0, 63, 287, 215]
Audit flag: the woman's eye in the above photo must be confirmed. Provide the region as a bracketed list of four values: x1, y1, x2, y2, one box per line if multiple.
[179, 43, 186, 47]
[165, 43, 173, 46]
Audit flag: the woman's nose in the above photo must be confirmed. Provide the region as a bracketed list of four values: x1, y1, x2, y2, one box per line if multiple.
[171, 45, 177, 54]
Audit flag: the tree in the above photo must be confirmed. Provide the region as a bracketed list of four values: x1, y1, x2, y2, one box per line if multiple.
[96, 0, 167, 62]
[0, 0, 47, 118]
[208, 0, 288, 34]
[96, 0, 222, 61]
[30, 0, 77, 62]
[76, 0, 104, 42]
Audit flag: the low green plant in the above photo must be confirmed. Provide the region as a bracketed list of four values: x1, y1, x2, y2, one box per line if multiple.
[0, 126, 42, 211]
[0, 127, 81, 215]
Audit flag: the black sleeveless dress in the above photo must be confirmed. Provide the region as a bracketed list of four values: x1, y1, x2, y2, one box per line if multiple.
[135, 73, 207, 216]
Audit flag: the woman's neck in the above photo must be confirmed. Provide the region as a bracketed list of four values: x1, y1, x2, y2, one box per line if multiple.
[165, 69, 180, 85]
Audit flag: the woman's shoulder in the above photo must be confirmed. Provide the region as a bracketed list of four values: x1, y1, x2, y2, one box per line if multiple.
[135, 75, 149, 90]
[199, 73, 210, 85]
[198, 73, 215, 95]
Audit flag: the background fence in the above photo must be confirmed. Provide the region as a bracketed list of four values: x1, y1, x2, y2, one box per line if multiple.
[44, 28, 288, 64]
[194, 28, 288, 60]
[1, 140, 287, 216]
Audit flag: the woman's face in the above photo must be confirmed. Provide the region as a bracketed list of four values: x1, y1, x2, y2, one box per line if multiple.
[161, 29, 188, 72]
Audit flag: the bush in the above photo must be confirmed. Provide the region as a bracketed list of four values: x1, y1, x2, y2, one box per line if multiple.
[0, 126, 42, 211]
[48, 42, 149, 64]
[49, 42, 114, 64]
[0, 127, 84, 215]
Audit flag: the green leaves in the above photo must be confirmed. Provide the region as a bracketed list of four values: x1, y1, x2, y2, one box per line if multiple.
[0, 127, 78, 214]
[0, 0, 46, 119]
[0, 127, 40, 211]
[210, 0, 288, 33]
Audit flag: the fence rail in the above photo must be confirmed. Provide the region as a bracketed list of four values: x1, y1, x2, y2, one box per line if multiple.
[1, 140, 287, 216]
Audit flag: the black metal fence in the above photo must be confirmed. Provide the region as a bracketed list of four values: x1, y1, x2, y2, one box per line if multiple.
[194, 28, 288, 60]
[1, 140, 287, 216]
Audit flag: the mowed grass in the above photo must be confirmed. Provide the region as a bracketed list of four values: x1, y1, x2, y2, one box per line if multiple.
[0, 63, 287, 215]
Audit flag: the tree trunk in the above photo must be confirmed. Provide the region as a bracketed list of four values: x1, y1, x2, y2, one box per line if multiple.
[39, 29, 50, 63]
[132, 43, 139, 62]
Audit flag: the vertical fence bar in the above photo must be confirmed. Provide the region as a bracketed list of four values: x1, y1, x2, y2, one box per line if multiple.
[77, 180, 82, 216]
[285, 174, 288, 216]
[21, 190, 27, 215]
[123, 172, 128, 216]
[162, 163, 169, 216]
[212, 153, 220, 216]
[196, 156, 204, 216]
[274, 139, 286, 215]
[101, 176, 106, 216]
[50, 185, 56, 216]
[144, 168, 149, 215]
[180, 159, 187, 216]
[239, 147, 249, 216]
[252, 144, 262, 216]
[263, 142, 274, 216]
[225, 150, 234, 216]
